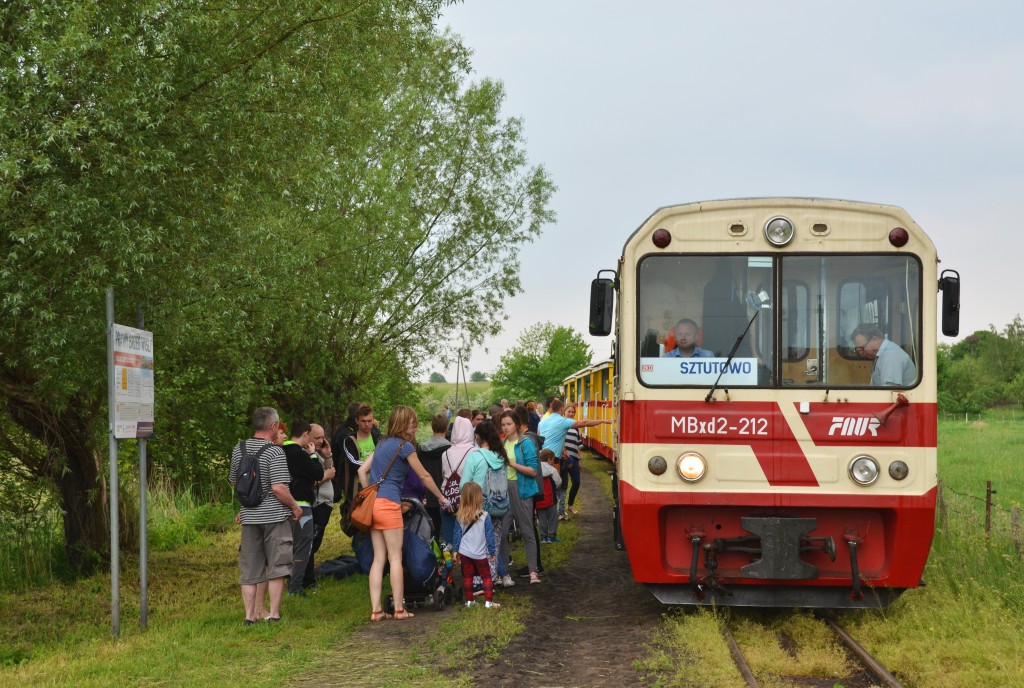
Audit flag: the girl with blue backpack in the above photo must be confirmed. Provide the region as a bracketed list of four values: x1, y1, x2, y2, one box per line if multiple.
[460, 422, 512, 585]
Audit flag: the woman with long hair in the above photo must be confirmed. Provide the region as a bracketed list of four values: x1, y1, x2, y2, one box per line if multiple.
[499, 409, 541, 585]
[357, 406, 451, 621]
[561, 404, 583, 516]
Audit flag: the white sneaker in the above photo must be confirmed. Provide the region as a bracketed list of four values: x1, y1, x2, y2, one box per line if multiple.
[484, 600, 501, 609]
[464, 600, 477, 607]
[500, 575, 515, 588]
[529, 571, 541, 584]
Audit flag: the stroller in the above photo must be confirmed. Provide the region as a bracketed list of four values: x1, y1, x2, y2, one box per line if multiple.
[353, 499, 455, 611]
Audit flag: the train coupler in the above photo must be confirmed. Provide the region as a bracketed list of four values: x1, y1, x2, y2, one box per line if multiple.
[736, 516, 821, 580]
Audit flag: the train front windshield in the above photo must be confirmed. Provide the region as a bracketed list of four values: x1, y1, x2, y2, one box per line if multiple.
[636, 254, 922, 389]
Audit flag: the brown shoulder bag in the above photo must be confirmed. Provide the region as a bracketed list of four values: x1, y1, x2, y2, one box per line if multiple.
[347, 441, 406, 533]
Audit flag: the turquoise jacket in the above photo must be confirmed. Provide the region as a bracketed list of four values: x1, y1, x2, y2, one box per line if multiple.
[512, 437, 541, 500]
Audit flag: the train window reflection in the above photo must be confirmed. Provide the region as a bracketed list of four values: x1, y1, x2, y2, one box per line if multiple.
[637, 255, 773, 387]
[779, 255, 921, 388]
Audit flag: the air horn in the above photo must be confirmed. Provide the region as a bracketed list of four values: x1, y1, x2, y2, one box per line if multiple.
[874, 393, 909, 427]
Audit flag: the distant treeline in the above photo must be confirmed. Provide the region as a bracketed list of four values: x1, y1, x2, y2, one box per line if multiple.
[939, 315, 1024, 413]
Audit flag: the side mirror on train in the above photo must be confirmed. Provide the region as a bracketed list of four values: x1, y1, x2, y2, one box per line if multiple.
[939, 269, 960, 337]
[589, 270, 617, 336]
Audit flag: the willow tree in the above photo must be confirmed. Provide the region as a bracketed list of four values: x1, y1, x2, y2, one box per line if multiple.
[0, 1, 553, 572]
[490, 323, 593, 402]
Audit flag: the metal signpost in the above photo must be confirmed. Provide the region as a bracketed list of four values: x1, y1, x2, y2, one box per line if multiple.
[106, 288, 155, 638]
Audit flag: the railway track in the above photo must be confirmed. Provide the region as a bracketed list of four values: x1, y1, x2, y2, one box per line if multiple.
[723, 611, 905, 688]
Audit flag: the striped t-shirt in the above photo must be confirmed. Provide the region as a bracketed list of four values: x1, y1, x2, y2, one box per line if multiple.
[564, 428, 581, 462]
[229, 438, 292, 525]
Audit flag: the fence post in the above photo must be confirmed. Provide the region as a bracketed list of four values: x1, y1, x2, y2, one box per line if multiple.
[1013, 507, 1022, 560]
[985, 481, 993, 538]
[937, 480, 946, 527]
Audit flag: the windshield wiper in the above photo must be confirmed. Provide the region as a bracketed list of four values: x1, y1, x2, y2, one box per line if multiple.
[705, 291, 769, 403]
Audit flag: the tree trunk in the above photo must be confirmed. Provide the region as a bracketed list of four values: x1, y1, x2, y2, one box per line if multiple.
[52, 406, 140, 573]
[5, 387, 138, 575]
[55, 437, 110, 573]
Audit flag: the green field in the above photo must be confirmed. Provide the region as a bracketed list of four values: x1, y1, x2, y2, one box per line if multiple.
[416, 381, 494, 420]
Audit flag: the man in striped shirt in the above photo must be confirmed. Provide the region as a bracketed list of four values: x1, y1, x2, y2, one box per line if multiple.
[229, 407, 302, 624]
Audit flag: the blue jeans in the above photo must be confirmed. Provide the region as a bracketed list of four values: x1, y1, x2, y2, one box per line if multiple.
[440, 509, 457, 547]
[561, 460, 581, 507]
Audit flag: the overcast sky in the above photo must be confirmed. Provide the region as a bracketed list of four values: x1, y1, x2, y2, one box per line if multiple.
[427, 1, 1024, 382]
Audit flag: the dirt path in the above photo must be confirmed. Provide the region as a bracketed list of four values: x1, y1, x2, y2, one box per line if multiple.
[469, 469, 666, 688]
[304, 466, 666, 688]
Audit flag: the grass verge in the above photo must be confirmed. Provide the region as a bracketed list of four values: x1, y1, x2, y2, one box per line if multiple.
[1, 490, 585, 686]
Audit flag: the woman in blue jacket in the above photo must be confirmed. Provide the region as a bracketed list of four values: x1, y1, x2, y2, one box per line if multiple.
[499, 410, 541, 585]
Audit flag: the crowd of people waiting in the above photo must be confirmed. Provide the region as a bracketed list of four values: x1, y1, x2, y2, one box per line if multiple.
[228, 397, 611, 624]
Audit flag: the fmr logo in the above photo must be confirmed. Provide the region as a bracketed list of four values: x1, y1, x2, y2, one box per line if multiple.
[829, 416, 881, 437]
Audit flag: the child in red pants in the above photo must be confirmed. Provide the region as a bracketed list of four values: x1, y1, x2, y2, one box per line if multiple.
[452, 482, 500, 608]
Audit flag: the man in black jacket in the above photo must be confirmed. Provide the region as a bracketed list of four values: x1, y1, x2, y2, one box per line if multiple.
[282, 419, 325, 597]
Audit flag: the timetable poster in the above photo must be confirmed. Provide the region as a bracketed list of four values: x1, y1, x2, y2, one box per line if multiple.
[111, 324, 154, 439]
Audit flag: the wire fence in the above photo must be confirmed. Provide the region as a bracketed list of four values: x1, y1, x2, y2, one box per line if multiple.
[938, 480, 1023, 559]
[939, 405, 1024, 423]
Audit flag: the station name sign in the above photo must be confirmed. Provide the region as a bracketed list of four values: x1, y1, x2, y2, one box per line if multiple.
[639, 357, 758, 386]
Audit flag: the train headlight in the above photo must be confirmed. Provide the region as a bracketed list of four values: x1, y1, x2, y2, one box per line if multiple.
[764, 216, 795, 246]
[888, 460, 909, 480]
[848, 455, 880, 486]
[676, 452, 707, 483]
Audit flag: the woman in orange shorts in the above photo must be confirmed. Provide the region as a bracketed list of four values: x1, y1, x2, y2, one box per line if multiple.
[358, 405, 452, 621]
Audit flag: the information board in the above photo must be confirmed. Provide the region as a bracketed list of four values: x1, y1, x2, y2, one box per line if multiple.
[111, 324, 154, 439]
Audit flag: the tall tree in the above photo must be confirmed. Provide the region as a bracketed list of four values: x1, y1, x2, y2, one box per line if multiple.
[490, 323, 592, 402]
[0, 0, 553, 571]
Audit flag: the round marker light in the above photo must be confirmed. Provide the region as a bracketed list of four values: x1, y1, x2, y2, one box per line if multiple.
[652, 228, 671, 248]
[648, 456, 668, 476]
[848, 455, 880, 486]
[676, 452, 707, 483]
[889, 227, 909, 247]
[764, 216, 795, 246]
[888, 460, 909, 481]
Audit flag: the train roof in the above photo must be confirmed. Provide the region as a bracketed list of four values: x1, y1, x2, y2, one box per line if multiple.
[562, 357, 614, 384]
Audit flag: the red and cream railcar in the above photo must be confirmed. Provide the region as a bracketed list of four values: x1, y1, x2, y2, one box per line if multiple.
[588, 198, 960, 607]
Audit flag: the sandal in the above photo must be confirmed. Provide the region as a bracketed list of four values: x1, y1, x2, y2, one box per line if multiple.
[393, 608, 415, 620]
[370, 610, 392, 622]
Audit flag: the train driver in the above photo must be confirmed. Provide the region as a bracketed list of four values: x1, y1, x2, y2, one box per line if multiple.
[851, 323, 917, 386]
[663, 319, 714, 358]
